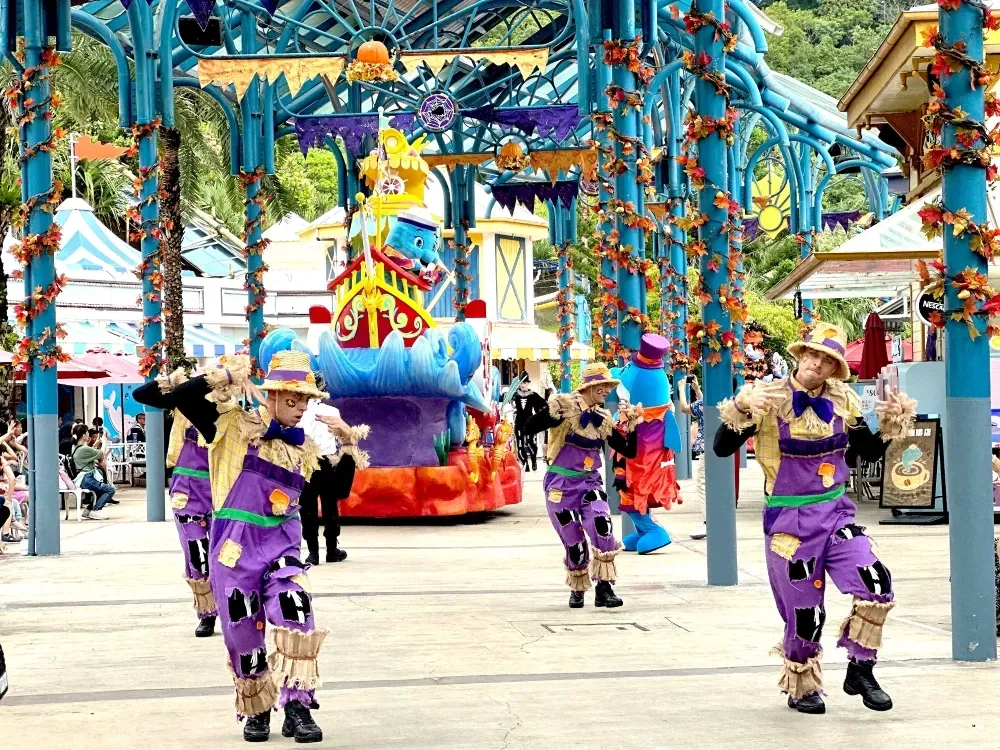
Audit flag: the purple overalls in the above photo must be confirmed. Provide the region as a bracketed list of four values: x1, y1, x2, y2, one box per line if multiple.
[210, 445, 325, 717]
[545, 433, 620, 590]
[171, 426, 217, 619]
[763, 412, 894, 695]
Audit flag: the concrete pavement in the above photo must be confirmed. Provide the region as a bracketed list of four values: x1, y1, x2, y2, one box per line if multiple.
[0, 464, 997, 748]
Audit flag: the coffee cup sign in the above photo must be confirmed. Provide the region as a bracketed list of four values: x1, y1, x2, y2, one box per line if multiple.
[915, 288, 945, 327]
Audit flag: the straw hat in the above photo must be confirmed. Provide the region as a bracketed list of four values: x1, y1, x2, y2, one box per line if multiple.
[575, 362, 620, 392]
[787, 323, 851, 381]
[260, 350, 328, 399]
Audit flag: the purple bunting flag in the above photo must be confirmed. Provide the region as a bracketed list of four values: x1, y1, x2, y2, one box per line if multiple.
[183, 0, 215, 29]
[295, 113, 417, 157]
[465, 105, 581, 142]
[491, 180, 579, 215]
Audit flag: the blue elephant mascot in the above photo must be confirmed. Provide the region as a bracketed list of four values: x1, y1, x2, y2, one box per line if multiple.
[608, 334, 683, 554]
[382, 208, 445, 285]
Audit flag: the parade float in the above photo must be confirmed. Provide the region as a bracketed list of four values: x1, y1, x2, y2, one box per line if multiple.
[262, 127, 521, 517]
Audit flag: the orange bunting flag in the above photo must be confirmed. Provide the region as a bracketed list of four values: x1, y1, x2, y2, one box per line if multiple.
[75, 135, 129, 161]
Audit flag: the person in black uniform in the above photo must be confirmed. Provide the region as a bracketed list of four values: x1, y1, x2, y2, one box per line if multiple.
[511, 376, 547, 472]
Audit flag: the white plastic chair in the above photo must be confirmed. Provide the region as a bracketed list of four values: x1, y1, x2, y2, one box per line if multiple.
[58, 456, 94, 522]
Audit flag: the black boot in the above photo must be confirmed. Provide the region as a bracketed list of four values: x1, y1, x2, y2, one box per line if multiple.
[194, 615, 216, 638]
[844, 659, 892, 711]
[326, 547, 347, 563]
[568, 591, 585, 608]
[282, 700, 323, 743]
[304, 539, 319, 567]
[243, 710, 271, 742]
[787, 692, 826, 714]
[594, 581, 623, 608]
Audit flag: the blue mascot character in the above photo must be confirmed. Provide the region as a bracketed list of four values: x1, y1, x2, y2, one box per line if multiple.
[383, 208, 445, 285]
[608, 334, 683, 554]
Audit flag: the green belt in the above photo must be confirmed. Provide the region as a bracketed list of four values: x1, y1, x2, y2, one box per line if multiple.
[173, 466, 210, 480]
[767, 484, 846, 508]
[547, 465, 592, 479]
[214, 507, 298, 528]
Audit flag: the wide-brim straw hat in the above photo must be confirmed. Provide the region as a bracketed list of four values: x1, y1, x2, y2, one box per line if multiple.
[260, 350, 329, 399]
[787, 323, 851, 381]
[575, 362, 620, 392]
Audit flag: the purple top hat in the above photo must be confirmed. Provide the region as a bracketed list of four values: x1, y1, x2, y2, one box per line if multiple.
[632, 333, 670, 369]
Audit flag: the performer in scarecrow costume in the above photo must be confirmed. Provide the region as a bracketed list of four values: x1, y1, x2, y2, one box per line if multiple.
[166, 351, 368, 743]
[714, 323, 915, 715]
[524, 362, 640, 609]
[134, 365, 244, 639]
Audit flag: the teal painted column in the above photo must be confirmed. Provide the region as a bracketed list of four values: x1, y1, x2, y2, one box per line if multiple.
[240, 12, 266, 376]
[939, 1, 997, 662]
[729, 137, 746, 471]
[694, 0, 737, 585]
[21, 0, 60, 554]
[557, 202, 574, 393]
[611, 0, 645, 353]
[667, 70, 692, 482]
[596, 29, 619, 356]
[128, 0, 165, 521]
[451, 164, 469, 321]
[797, 144, 815, 323]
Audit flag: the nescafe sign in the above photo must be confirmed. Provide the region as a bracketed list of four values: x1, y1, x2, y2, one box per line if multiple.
[915, 288, 945, 327]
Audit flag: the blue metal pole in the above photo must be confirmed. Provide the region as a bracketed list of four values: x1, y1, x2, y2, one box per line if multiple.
[22, 1, 59, 554]
[798, 144, 815, 323]
[729, 138, 747, 471]
[241, 13, 266, 376]
[128, 1, 165, 521]
[694, 0, 737, 585]
[452, 162, 469, 322]
[597, 29, 618, 355]
[558, 203, 573, 393]
[612, 1, 644, 354]
[667, 70, 692, 483]
[940, 0, 997, 662]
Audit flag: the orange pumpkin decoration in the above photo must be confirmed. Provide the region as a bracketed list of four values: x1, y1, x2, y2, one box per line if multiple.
[357, 40, 390, 65]
[499, 141, 523, 160]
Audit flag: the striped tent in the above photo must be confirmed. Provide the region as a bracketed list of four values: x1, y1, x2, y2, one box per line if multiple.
[53, 197, 138, 274]
[108, 322, 244, 358]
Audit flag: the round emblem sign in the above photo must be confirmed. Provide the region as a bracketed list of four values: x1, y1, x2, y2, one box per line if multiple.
[418, 93, 457, 132]
[915, 287, 945, 328]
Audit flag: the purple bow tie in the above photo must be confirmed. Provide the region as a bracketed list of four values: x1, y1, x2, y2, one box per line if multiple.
[263, 419, 306, 447]
[792, 390, 834, 424]
[580, 410, 604, 429]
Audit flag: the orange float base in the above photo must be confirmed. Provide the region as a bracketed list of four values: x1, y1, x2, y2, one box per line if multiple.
[339, 450, 523, 518]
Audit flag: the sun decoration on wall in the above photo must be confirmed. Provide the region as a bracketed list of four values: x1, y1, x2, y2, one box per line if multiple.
[750, 169, 792, 238]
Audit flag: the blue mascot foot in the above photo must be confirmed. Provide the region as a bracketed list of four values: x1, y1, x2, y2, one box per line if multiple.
[636, 525, 672, 554]
[622, 532, 640, 552]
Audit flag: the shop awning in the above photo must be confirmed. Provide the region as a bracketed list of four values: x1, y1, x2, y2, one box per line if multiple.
[108, 322, 245, 358]
[490, 323, 594, 362]
[62, 321, 137, 355]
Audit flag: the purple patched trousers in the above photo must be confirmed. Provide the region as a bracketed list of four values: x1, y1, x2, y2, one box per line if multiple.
[544, 469, 620, 585]
[170, 432, 216, 619]
[764, 494, 894, 665]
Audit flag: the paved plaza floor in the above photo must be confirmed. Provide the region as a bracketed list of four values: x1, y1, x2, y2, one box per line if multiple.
[1, 464, 998, 748]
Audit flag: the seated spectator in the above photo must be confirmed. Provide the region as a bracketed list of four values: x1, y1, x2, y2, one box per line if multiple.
[127, 413, 146, 443]
[72, 423, 115, 520]
[0, 457, 27, 543]
[59, 418, 84, 456]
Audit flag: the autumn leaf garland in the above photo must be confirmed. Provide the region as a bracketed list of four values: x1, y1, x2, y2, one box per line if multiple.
[918, 1, 1000, 341]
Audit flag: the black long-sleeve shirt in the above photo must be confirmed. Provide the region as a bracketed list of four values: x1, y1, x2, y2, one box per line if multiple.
[713, 420, 888, 465]
[523, 410, 639, 459]
[134, 376, 357, 501]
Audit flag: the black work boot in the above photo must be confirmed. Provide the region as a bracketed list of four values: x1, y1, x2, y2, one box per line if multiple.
[282, 700, 323, 743]
[568, 591, 585, 608]
[304, 539, 319, 567]
[194, 615, 216, 638]
[844, 659, 892, 711]
[326, 547, 348, 563]
[243, 710, 271, 742]
[594, 580, 623, 608]
[787, 692, 826, 714]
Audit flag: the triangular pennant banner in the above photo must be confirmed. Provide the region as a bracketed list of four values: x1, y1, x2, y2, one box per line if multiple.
[261, 0, 280, 14]
[491, 180, 579, 215]
[529, 149, 597, 185]
[183, 0, 215, 30]
[398, 47, 548, 79]
[423, 153, 492, 170]
[465, 105, 581, 142]
[198, 56, 345, 100]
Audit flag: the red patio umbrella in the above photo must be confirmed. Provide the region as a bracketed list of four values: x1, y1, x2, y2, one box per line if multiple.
[857, 313, 890, 380]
